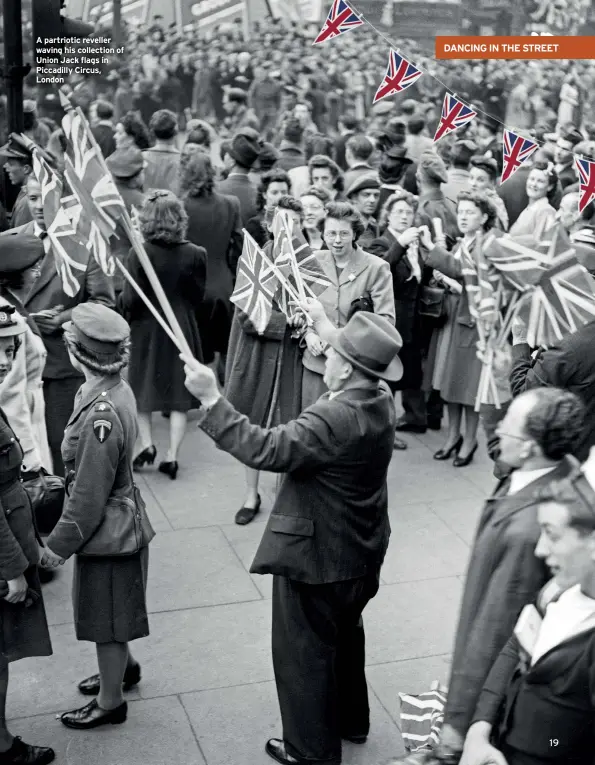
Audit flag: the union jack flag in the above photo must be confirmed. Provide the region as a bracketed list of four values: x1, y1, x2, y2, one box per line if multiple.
[576, 157, 595, 214]
[373, 50, 423, 104]
[272, 210, 332, 318]
[31, 151, 90, 298]
[433, 94, 477, 143]
[231, 232, 279, 334]
[501, 130, 539, 185]
[313, 0, 363, 44]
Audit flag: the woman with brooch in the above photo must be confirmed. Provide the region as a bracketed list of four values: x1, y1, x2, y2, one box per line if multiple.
[300, 200, 395, 409]
[41, 303, 155, 730]
[0, 305, 54, 765]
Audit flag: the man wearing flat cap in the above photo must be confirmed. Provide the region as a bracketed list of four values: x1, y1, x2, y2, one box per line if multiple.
[183, 301, 402, 765]
[345, 172, 381, 251]
[0, 135, 34, 229]
[0, 173, 115, 475]
[218, 129, 262, 225]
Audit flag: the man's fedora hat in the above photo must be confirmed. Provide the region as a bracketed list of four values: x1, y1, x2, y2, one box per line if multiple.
[327, 313, 403, 382]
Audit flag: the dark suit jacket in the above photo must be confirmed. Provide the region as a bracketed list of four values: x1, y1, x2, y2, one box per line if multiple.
[217, 174, 257, 227]
[5, 222, 115, 378]
[473, 590, 595, 762]
[91, 123, 116, 159]
[444, 457, 574, 735]
[198, 387, 396, 584]
[334, 130, 356, 171]
[510, 323, 595, 461]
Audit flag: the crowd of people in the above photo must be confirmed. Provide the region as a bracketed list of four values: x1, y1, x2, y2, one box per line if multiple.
[0, 9, 595, 765]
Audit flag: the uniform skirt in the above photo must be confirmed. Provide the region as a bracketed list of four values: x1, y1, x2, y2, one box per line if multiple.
[0, 566, 52, 662]
[73, 546, 149, 644]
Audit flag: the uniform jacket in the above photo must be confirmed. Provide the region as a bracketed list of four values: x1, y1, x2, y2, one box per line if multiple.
[510, 325, 595, 462]
[142, 147, 181, 193]
[9, 186, 33, 229]
[444, 457, 574, 735]
[302, 247, 395, 376]
[46, 375, 139, 560]
[6, 222, 115, 379]
[198, 387, 396, 583]
[416, 188, 460, 251]
[275, 142, 307, 172]
[217, 174, 258, 227]
[473, 587, 595, 762]
[0, 408, 39, 581]
[442, 168, 470, 207]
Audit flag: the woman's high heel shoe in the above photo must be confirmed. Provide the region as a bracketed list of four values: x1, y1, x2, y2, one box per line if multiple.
[133, 446, 156, 471]
[433, 435, 463, 461]
[453, 443, 478, 468]
[158, 461, 178, 480]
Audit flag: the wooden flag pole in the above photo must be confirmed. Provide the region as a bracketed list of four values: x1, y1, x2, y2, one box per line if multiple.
[115, 258, 183, 352]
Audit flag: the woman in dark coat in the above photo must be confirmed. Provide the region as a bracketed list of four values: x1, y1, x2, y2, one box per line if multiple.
[180, 153, 243, 373]
[43, 304, 154, 733]
[369, 189, 424, 450]
[225, 196, 305, 526]
[245, 168, 291, 248]
[0, 306, 54, 765]
[120, 190, 206, 480]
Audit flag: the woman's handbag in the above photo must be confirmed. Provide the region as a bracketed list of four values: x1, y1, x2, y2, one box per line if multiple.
[21, 469, 65, 536]
[78, 466, 156, 558]
[418, 285, 448, 326]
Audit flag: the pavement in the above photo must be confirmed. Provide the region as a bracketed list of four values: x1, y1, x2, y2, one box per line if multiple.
[10, 407, 497, 765]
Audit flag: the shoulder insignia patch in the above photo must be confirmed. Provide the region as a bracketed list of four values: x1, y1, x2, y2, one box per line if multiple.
[93, 418, 113, 443]
[94, 402, 110, 412]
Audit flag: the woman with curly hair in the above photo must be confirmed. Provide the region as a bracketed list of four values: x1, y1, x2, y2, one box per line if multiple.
[509, 160, 559, 239]
[245, 168, 291, 247]
[42, 304, 154, 733]
[180, 153, 243, 378]
[120, 190, 206, 480]
[418, 190, 498, 467]
[114, 111, 152, 152]
[308, 155, 344, 201]
[299, 186, 330, 250]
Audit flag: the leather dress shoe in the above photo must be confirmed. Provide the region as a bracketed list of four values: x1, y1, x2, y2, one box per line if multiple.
[60, 699, 127, 729]
[78, 663, 141, 695]
[235, 494, 261, 525]
[0, 737, 55, 765]
[265, 739, 301, 764]
[394, 420, 427, 434]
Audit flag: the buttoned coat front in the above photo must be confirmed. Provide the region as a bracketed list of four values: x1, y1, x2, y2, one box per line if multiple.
[302, 247, 395, 377]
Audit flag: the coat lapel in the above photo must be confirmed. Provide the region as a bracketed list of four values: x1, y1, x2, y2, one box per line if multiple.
[339, 246, 369, 286]
[66, 375, 121, 427]
[25, 249, 55, 305]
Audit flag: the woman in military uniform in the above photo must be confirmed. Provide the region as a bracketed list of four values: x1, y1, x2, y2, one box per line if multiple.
[42, 303, 153, 730]
[0, 305, 54, 765]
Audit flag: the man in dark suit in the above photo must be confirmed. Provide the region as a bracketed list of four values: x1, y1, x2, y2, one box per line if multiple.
[184, 309, 402, 765]
[218, 130, 260, 226]
[3, 175, 114, 474]
[90, 100, 116, 159]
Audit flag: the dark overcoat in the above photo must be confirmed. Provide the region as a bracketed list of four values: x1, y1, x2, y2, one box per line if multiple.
[444, 457, 575, 737]
[120, 240, 206, 412]
[198, 386, 396, 584]
[184, 192, 243, 359]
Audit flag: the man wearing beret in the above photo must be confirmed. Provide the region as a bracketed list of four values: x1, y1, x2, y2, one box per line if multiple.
[218, 130, 261, 226]
[1, 175, 115, 475]
[345, 172, 381, 251]
[183, 302, 401, 765]
[0, 135, 34, 229]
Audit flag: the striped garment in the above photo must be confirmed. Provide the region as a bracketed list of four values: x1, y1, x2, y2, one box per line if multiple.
[399, 682, 448, 752]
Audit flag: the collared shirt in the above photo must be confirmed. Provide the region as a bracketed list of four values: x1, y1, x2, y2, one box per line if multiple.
[531, 584, 595, 665]
[508, 466, 556, 496]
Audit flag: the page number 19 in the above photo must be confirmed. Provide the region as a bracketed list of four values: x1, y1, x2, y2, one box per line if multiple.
[550, 739, 559, 747]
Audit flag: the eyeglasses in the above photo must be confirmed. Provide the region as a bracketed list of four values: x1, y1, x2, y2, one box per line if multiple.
[325, 231, 352, 240]
[146, 190, 170, 201]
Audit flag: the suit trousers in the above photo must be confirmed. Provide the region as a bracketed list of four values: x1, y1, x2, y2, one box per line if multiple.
[272, 571, 380, 763]
[43, 376, 82, 477]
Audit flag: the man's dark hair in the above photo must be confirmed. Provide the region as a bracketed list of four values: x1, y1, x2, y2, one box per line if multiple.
[95, 100, 114, 121]
[407, 116, 426, 135]
[283, 117, 304, 145]
[186, 126, 211, 149]
[340, 114, 359, 132]
[524, 388, 585, 461]
[346, 134, 374, 163]
[149, 109, 178, 140]
[305, 133, 334, 161]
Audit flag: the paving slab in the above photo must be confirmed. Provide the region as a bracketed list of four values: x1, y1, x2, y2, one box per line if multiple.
[382, 504, 471, 584]
[220, 521, 273, 599]
[181, 680, 405, 765]
[146, 527, 262, 613]
[427, 496, 484, 546]
[9, 696, 205, 765]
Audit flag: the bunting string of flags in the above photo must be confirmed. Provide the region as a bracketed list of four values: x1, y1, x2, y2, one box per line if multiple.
[313, 0, 595, 211]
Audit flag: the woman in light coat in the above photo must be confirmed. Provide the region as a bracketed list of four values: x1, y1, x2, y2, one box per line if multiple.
[301, 201, 395, 409]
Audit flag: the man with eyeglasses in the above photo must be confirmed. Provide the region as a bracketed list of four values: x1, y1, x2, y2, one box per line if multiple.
[395, 387, 582, 765]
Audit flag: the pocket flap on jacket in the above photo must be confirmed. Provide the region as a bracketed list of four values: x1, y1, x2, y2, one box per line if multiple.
[269, 515, 314, 537]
